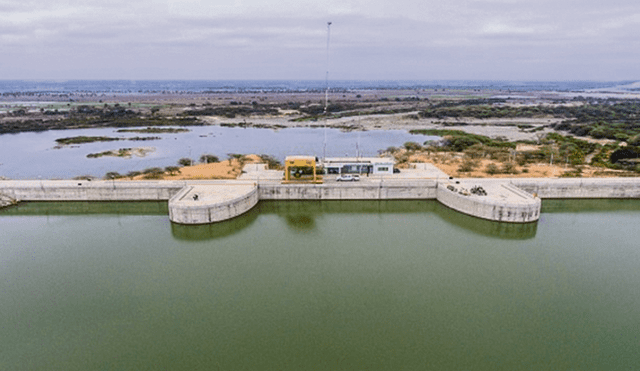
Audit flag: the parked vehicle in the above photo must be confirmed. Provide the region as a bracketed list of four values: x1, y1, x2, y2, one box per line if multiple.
[336, 174, 360, 182]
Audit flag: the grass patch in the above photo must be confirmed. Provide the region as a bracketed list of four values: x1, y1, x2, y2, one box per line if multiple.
[56, 136, 121, 145]
[410, 129, 516, 151]
[116, 127, 190, 134]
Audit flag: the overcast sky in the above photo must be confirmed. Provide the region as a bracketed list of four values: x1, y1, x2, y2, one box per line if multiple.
[1, 0, 639, 81]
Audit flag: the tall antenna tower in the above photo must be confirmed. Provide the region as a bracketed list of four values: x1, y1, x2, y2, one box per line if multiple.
[323, 21, 332, 161]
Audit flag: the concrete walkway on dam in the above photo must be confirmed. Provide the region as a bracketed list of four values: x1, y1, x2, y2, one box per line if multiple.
[2, 163, 640, 224]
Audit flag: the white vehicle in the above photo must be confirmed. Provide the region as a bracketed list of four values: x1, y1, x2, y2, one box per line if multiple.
[336, 174, 360, 182]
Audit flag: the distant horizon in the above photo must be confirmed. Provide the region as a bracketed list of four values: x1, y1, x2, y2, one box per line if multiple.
[1, 78, 637, 82]
[1, 79, 637, 95]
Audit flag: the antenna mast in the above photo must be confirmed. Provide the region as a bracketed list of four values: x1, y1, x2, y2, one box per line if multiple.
[323, 21, 332, 161]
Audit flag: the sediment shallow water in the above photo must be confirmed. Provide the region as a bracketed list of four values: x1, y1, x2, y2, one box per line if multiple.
[0, 126, 436, 179]
[1, 199, 639, 370]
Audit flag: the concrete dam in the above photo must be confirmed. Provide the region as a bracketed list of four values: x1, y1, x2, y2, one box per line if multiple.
[2, 164, 640, 224]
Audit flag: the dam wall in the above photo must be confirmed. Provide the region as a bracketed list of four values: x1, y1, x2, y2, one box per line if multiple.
[258, 180, 437, 200]
[510, 178, 640, 199]
[0, 180, 184, 202]
[2, 177, 640, 223]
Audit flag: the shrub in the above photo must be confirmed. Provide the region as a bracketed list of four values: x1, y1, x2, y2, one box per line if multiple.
[464, 144, 486, 159]
[560, 168, 583, 178]
[501, 162, 519, 174]
[485, 163, 500, 175]
[457, 159, 477, 172]
[610, 148, 640, 163]
[142, 172, 164, 179]
[227, 153, 248, 166]
[142, 167, 164, 174]
[383, 146, 398, 154]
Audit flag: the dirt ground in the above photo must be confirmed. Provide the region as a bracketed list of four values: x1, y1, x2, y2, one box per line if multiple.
[130, 155, 263, 180]
[126, 149, 631, 181]
[402, 151, 630, 178]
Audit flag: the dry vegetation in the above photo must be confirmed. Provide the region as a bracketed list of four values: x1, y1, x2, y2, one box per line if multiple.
[385, 143, 635, 178]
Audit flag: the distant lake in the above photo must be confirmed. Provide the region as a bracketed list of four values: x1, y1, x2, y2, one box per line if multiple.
[0, 79, 630, 94]
[0, 126, 437, 179]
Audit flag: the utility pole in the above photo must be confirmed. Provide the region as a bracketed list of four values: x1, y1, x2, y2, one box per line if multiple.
[323, 21, 332, 161]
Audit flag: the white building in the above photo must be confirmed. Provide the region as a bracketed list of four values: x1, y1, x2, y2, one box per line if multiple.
[322, 157, 395, 175]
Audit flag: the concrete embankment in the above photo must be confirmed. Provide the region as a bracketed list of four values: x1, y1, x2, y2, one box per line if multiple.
[510, 178, 640, 199]
[168, 184, 259, 224]
[2, 176, 640, 224]
[436, 181, 541, 223]
[0, 193, 17, 209]
[259, 180, 437, 200]
[0, 180, 184, 202]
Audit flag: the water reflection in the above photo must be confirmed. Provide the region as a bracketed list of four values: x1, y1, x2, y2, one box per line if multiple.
[284, 214, 317, 231]
[542, 199, 640, 213]
[0, 201, 168, 215]
[260, 200, 538, 240]
[170, 206, 260, 241]
[13, 199, 640, 242]
[434, 202, 538, 240]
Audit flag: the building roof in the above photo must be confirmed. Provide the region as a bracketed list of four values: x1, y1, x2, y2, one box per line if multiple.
[323, 157, 394, 165]
[285, 156, 316, 161]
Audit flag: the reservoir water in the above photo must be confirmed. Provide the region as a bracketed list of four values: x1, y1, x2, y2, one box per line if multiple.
[1, 199, 639, 370]
[0, 126, 436, 179]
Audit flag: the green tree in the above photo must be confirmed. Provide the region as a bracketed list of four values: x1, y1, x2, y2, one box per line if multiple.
[199, 154, 219, 164]
[403, 142, 422, 151]
[164, 166, 181, 175]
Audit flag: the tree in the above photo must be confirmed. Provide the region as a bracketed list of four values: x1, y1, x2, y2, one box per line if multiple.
[258, 154, 282, 169]
[403, 142, 422, 151]
[199, 154, 219, 164]
[104, 171, 122, 180]
[178, 158, 192, 166]
[164, 166, 181, 175]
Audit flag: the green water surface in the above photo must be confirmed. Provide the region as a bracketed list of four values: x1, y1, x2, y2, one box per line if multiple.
[1, 200, 639, 370]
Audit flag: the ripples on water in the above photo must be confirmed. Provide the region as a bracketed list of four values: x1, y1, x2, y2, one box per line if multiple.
[1, 199, 640, 370]
[2, 199, 640, 370]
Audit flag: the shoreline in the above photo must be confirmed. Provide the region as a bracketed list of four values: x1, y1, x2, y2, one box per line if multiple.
[3, 88, 640, 180]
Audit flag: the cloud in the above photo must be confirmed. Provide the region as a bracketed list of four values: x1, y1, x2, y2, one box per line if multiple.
[1, 0, 640, 79]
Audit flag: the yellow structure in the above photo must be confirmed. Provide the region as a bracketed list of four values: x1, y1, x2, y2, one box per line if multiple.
[283, 156, 323, 183]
